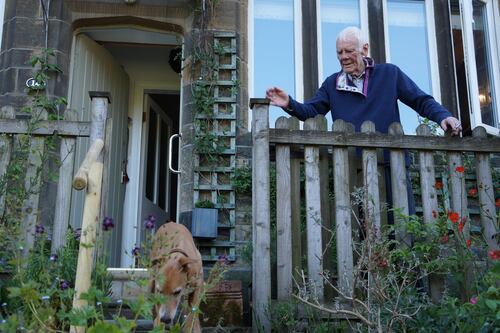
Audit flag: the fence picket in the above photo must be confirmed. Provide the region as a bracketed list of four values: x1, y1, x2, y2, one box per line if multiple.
[416, 124, 443, 301]
[361, 121, 381, 238]
[276, 116, 293, 299]
[304, 115, 325, 300]
[388, 123, 410, 245]
[52, 109, 77, 252]
[21, 108, 47, 257]
[332, 119, 354, 300]
[289, 117, 302, 283]
[0, 106, 15, 216]
[472, 127, 499, 251]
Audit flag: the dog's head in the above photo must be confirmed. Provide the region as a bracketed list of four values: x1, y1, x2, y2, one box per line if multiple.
[151, 250, 198, 326]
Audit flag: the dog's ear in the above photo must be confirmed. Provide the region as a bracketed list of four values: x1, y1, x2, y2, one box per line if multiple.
[178, 256, 198, 273]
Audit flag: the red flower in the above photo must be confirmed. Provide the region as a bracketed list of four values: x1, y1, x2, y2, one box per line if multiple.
[496, 198, 500, 207]
[434, 181, 443, 189]
[455, 166, 465, 173]
[448, 212, 460, 224]
[468, 188, 477, 197]
[466, 239, 472, 248]
[440, 234, 449, 244]
[432, 210, 437, 218]
[488, 250, 500, 260]
[458, 222, 464, 233]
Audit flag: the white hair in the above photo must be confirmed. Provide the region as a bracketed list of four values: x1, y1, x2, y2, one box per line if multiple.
[336, 26, 368, 51]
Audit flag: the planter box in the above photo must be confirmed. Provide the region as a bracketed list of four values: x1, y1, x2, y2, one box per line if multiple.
[191, 208, 218, 239]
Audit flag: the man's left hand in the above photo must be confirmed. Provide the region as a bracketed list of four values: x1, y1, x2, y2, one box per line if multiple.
[440, 117, 462, 136]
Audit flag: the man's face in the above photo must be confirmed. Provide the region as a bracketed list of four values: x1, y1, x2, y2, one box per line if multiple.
[336, 37, 368, 76]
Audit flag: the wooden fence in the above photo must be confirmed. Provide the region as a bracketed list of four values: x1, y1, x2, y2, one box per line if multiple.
[250, 99, 500, 333]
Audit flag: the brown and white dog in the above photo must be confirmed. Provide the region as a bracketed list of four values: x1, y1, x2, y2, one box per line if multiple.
[150, 222, 204, 332]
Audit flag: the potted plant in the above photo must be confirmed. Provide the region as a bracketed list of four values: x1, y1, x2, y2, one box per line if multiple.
[191, 200, 218, 239]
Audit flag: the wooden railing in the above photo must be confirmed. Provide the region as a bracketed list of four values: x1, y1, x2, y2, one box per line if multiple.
[249, 98, 500, 333]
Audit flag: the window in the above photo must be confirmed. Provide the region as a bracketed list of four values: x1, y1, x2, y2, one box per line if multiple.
[253, 0, 299, 127]
[318, 0, 362, 81]
[451, 0, 500, 135]
[385, 0, 439, 134]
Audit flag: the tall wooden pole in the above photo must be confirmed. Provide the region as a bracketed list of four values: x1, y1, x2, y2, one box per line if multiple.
[70, 92, 110, 333]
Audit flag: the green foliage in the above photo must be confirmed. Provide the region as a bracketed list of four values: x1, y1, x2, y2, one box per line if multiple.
[232, 165, 252, 195]
[195, 199, 216, 208]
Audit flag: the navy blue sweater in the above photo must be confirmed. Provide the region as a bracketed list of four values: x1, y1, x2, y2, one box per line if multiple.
[286, 62, 452, 134]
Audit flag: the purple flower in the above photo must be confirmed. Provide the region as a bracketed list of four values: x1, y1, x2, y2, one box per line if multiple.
[102, 217, 115, 231]
[132, 246, 141, 257]
[49, 254, 58, 262]
[470, 296, 477, 304]
[59, 279, 69, 290]
[144, 216, 155, 230]
[74, 228, 82, 241]
[35, 224, 45, 234]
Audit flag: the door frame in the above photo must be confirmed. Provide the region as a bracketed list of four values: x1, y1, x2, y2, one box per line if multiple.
[121, 83, 182, 268]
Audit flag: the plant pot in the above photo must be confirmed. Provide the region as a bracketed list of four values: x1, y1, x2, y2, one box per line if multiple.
[191, 207, 218, 239]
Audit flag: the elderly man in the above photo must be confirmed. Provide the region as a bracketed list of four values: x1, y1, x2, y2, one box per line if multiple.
[266, 26, 462, 237]
[266, 26, 462, 135]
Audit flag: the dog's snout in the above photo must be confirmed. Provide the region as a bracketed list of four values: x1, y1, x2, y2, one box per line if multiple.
[160, 314, 172, 325]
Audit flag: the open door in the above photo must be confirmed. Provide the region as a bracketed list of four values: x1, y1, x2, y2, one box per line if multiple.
[140, 96, 173, 224]
[68, 33, 129, 267]
[138, 94, 180, 248]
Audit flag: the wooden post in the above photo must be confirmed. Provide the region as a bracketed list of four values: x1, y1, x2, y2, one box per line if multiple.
[388, 123, 410, 246]
[303, 115, 325, 300]
[289, 118, 302, 284]
[275, 116, 293, 300]
[70, 162, 103, 333]
[70, 92, 110, 333]
[332, 119, 354, 301]
[416, 124, 443, 301]
[472, 127, 499, 251]
[361, 121, 381, 238]
[0, 106, 15, 216]
[51, 109, 77, 252]
[250, 98, 271, 333]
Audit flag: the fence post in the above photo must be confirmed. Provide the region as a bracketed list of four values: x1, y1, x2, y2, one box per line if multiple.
[70, 92, 110, 333]
[304, 115, 325, 300]
[51, 109, 77, 252]
[0, 106, 15, 216]
[250, 98, 271, 333]
[361, 121, 381, 238]
[416, 124, 443, 302]
[332, 119, 354, 301]
[275, 116, 293, 300]
[472, 127, 499, 251]
[388, 123, 410, 245]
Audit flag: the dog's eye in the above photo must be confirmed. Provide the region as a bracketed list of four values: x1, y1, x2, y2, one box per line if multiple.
[173, 288, 182, 296]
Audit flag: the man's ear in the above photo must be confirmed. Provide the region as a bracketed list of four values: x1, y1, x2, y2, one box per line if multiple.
[362, 43, 369, 56]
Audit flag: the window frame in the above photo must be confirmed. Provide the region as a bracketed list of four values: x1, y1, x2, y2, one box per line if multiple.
[249, 0, 303, 128]
[457, 0, 500, 135]
[383, 0, 442, 104]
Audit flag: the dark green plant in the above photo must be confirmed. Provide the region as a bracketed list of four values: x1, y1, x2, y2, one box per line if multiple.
[195, 199, 216, 209]
[232, 165, 252, 195]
